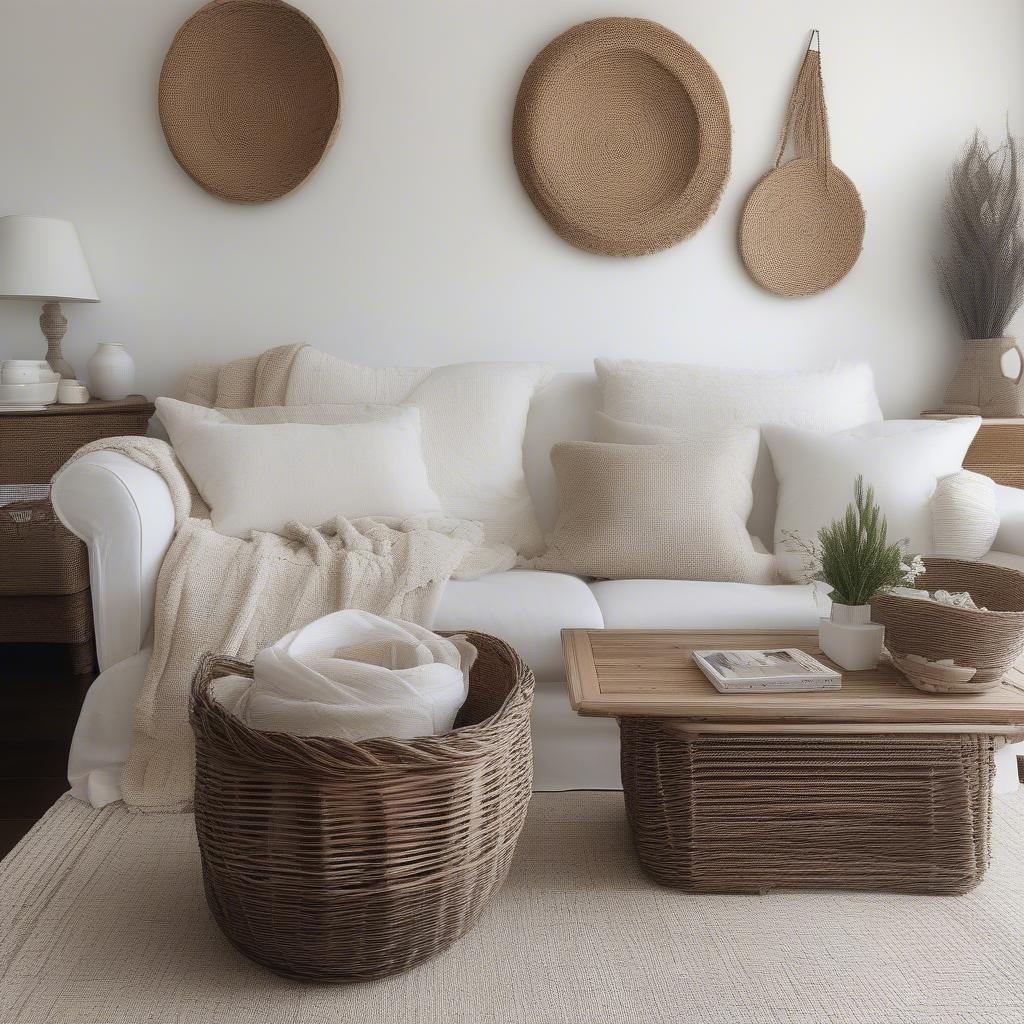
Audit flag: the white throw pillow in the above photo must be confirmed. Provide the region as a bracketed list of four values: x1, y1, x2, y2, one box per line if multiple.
[595, 360, 883, 546]
[533, 431, 777, 583]
[284, 351, 554, 556]
[764, 418, 984, 581]
[155, 398, 443, 539]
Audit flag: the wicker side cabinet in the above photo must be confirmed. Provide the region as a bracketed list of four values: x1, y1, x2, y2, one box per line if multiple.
[921, 414, 1024, 488]
[0, 396, 154, 674]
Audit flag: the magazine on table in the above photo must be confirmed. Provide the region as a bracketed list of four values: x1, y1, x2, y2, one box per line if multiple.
[692, 648, 842, 693]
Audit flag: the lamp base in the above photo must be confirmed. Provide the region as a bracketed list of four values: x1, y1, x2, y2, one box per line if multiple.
[40, 300, 75, 379]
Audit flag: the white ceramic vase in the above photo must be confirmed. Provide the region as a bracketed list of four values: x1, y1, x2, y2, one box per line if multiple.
[87, 342, 135, 400]
[818, 603, 885, 671]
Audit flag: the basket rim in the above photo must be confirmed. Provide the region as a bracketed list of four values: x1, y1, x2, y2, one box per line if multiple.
[870, 556, 1024, 621]
[190, 630, 534, 771]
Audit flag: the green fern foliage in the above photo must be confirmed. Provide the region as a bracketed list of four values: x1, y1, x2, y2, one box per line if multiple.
[817, 476, 911, 605]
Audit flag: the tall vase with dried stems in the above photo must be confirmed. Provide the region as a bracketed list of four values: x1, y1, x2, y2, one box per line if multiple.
[939, 131, 1024, 416]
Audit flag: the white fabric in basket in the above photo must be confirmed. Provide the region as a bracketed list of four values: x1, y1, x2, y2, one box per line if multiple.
[213, 611, 477, 742]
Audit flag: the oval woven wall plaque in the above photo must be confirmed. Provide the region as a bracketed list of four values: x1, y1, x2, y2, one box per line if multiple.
[739, 35, 864, 297]
[159, 0, 342, 203]
[512, 17, 731, 257]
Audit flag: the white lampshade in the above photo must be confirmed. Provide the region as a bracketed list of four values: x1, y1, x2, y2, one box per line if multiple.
[0, 215, 99, 302]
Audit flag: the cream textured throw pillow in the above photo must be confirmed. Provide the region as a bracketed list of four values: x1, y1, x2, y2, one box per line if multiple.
[764, 417, 985, 581]
[155, 398, 442, 539]
[533, 434, 777, 583]
[156, 397, 414, 441]
[285, 351, 554, 556]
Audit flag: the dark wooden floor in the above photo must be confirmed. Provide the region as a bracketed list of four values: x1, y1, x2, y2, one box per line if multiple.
[0, 643, 93, 858]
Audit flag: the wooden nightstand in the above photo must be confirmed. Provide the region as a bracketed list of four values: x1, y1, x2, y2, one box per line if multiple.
[0, 396, 154, 673]
[922, 414, 1024, 488]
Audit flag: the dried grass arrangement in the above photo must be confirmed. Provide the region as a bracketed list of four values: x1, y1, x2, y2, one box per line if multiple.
[939, 131, 1024, 341]
[940, 131, 1024, 415]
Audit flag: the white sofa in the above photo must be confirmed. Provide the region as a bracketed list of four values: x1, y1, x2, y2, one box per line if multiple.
[52, 372, 1024, 795]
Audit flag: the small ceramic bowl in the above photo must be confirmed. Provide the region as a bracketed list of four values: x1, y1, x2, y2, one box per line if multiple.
[2, 360, 42, 384]
[0, 379, 60, 409]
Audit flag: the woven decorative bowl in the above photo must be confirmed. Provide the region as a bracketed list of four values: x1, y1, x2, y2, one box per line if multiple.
[512, 16, 731, 257]
[159, 0, 342, 203]
[190, 632, 534, 982]
[870, 558, 1024, 693]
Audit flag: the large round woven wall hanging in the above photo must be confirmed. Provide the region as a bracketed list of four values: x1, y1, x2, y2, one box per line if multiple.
[159, 0, 342, 203]
[512, 17, 731, 257]
[739, 33, 864, 297]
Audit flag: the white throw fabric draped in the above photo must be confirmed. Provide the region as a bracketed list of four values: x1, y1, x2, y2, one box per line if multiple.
[213, 610, 477, 742]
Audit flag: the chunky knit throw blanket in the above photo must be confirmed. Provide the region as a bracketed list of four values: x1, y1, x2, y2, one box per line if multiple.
[67, 430, 514, 811]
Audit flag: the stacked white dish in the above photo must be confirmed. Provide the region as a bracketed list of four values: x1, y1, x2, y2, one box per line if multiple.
[0, 360, 60, 411]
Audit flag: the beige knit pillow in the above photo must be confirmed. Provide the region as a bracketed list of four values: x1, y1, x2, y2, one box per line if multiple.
[533, 433, 778, 582]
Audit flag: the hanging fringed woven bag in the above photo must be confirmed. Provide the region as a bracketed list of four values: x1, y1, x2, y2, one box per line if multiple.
[740, 31, 865, 297]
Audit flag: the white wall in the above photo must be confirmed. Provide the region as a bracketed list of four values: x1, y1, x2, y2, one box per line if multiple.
[1, 0, 1021, 412]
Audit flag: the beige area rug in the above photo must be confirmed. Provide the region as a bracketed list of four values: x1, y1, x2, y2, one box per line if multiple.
[2, 792, 1023, 1024]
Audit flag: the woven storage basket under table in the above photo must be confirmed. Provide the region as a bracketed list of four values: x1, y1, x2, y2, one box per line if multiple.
[0, 489, 89, 596]
[620, 722, 994, 895]
[190, 632, 534, 982]
[871, 558, 1024, 693]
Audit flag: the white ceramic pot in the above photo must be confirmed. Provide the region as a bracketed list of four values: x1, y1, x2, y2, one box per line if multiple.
[818, 603, 885, 672]
[87, 342, 135, 400]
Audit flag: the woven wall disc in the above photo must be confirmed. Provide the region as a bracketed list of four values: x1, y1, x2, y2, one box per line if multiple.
[740, 158, 864, 297]
[512, 17, 731, 257]
[159, 0, 342, 203]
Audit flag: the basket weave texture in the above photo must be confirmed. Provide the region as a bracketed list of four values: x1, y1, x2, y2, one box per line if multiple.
[739, 39, 864, 296]
[870, 557, 1024, 692]
[159, 0, 342, 203]
[0, 401, 154, 483]
[190, 632, 534, 981]
[621, 722, 994, 895]
[512, 17, 731, 257]
[0, 493, 88, 596]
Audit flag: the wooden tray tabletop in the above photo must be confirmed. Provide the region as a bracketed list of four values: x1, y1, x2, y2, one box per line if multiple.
[562, 629, 1024, 735]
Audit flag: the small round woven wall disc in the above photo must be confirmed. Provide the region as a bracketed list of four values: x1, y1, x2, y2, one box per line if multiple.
[159, 0, 342, 203]
[740, 158, 865, 297]
[512, 17, 731, 257]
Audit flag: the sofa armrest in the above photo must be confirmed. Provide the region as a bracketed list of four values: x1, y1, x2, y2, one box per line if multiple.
[51, 452, 175, 672]
[993, 484, 1024, 558]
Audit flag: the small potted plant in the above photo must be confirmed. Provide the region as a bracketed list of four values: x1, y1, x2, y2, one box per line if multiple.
[785, 476, 925, 670]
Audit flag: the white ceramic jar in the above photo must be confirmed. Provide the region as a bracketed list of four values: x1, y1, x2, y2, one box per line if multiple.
[818, 603, 885, 671]
[87, 342, 135, 400]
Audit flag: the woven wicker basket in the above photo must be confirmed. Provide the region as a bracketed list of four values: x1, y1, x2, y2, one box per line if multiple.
[190, 631, 534, 982]
[0, 492, 89, 596]
[871, 558, 1024, 693]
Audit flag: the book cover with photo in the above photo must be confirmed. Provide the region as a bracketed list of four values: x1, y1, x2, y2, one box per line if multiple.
[693, 648, 841, 693]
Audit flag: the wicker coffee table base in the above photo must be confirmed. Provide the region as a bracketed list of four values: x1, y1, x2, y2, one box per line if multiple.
[620, 719, 994, 895]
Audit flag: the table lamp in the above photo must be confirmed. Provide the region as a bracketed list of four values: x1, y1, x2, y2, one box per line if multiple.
[0, 215, 100, 379]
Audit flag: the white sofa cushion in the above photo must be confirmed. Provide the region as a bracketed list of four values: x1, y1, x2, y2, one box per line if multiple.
[155, 398, 442, 539]
[590, 579, 821, 630]
[595, 359, 883, 432]
[534, 435, 777, 583]
[765, 417, 984, 581]
[285, 351, 554, 556]
[433, 569, 603, 680]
